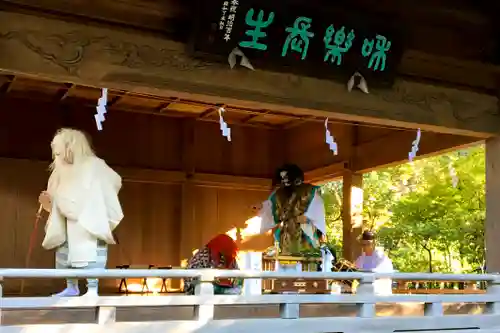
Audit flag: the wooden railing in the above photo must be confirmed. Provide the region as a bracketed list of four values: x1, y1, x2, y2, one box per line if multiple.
[1, 269, 500, 333]
[261, 256, 486, 294]
[393, 280, 486, 294]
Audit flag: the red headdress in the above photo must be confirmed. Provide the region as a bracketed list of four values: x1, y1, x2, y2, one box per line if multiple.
[206, 234, 239, 268]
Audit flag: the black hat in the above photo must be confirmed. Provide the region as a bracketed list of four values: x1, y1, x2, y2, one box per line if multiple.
[360, 230, 375, 241]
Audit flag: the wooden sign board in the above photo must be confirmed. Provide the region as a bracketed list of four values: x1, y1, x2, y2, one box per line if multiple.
[190, 0, 404, 87]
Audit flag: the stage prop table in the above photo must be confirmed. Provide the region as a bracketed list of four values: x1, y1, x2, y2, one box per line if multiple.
[261, 255, 330, 294]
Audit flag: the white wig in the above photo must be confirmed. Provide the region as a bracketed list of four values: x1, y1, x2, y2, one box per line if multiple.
[49, 128, 95, 171]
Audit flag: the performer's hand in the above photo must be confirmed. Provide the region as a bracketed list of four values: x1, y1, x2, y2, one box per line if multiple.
[38, 191, 52, 212]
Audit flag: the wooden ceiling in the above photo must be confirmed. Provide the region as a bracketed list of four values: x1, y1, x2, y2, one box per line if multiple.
[0, 73, 342, 129]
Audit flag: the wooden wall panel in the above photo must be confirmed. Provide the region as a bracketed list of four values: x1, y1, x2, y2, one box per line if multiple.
[0, 158, 50, 268]
[0, 158, 59, 294]
[286, 122, 353, 171]
[356, 126, 396, 145]
[0, 158, 181, 294]
[194, 121, 281, 178]
[0, 100, 62, 161]
[0, 98, 184, 170]
[194, 186, 273, 255]
[68, 107, 184, 171]
[0, 157, 275, 295]
[109, 181, 181, 269]
[0, 98, 280, 177]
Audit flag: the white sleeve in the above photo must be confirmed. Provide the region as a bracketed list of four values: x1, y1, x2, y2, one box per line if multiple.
[99, 161, 124, 227]
[355, 256, 363, 269]
[258, 199, 276, 234]
[304, 192, 326, 234]
[372, 255, 394, 273]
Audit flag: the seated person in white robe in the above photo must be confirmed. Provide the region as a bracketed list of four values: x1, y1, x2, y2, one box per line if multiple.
[38, 128, 124, 297]
[355, 230, 394, 295]
[257, 164, 327, 257]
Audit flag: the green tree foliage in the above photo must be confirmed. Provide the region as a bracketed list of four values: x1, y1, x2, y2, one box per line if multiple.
[322, 145, 485, 273]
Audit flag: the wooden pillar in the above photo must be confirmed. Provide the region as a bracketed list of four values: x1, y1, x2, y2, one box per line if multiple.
[486, 137, 500, 273]
[342, 171, 363, 262]
[179, 119, 199, 265]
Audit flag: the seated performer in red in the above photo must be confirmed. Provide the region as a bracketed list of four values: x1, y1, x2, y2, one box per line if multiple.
[184, 234, 242, 295]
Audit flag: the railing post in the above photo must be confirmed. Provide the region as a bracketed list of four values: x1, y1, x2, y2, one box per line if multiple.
[279, 301, 300, 319]
[424, 302, 443, 317]
[98, 307, 117, 325]
[194, 271, 215, 322]
[356, 275, 376, 318]
[486, 275, 500, 314]
[0, 275, 3, 326]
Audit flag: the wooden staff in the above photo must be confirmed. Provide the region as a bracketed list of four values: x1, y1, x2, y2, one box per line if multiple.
[20, 204, 44, 295]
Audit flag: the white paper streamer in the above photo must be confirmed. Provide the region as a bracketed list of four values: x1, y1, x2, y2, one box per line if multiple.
[324, 118, 338, 155]
[218, 107, 231, 141]
[228, 47, 255, 70]
[347, 72, 369, 94]
[408, 129, 421, 162]
[320, 245, 334, 272]
[94, 88, 108, 131]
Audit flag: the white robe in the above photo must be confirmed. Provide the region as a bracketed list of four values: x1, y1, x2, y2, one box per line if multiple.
[42, 156, 124, 267]
[258, 190, 326, 247]
[355, 248, 394, 295]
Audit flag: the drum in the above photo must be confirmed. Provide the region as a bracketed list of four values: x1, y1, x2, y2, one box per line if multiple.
[332, 259, 358, 287]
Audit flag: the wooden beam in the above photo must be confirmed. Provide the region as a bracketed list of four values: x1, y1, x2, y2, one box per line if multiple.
[3, 0, 495, 60]
[0, 0, 184, 34]
[107, 92, 127, 107]
[0, 11, 497, 136]
[400, 50, 500, 91]
[304, 162, 347, 184]
[1, 95, 280, 130]
[0, 157, 271, 190]
[197, 107, 218, 119]
[122, 169, 271, 191]
[0, 74, 15, 94]
[342, 171, 363, 262]
[191, 173, 271, 191]
[179, 118, 198, 262]
[297, 130, 477, 183]
[53, 83, 73, 101]
[352, 130, 481, 173]
[485, 137, 500, 272]
[155, 97, 179, 113]
[116, 167, 186, 185]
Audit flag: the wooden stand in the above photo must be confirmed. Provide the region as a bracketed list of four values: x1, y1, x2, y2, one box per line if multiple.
[262, 255, 329, 294]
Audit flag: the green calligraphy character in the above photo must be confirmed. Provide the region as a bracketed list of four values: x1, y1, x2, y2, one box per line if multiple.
[323, 25, 355, 66]
[361, 34, 391, 71]
[239, 9, 275, 51]
[282, 17, 314, 60]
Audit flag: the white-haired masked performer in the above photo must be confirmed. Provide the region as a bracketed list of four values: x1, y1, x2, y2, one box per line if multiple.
[38, 128, 124, 297]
